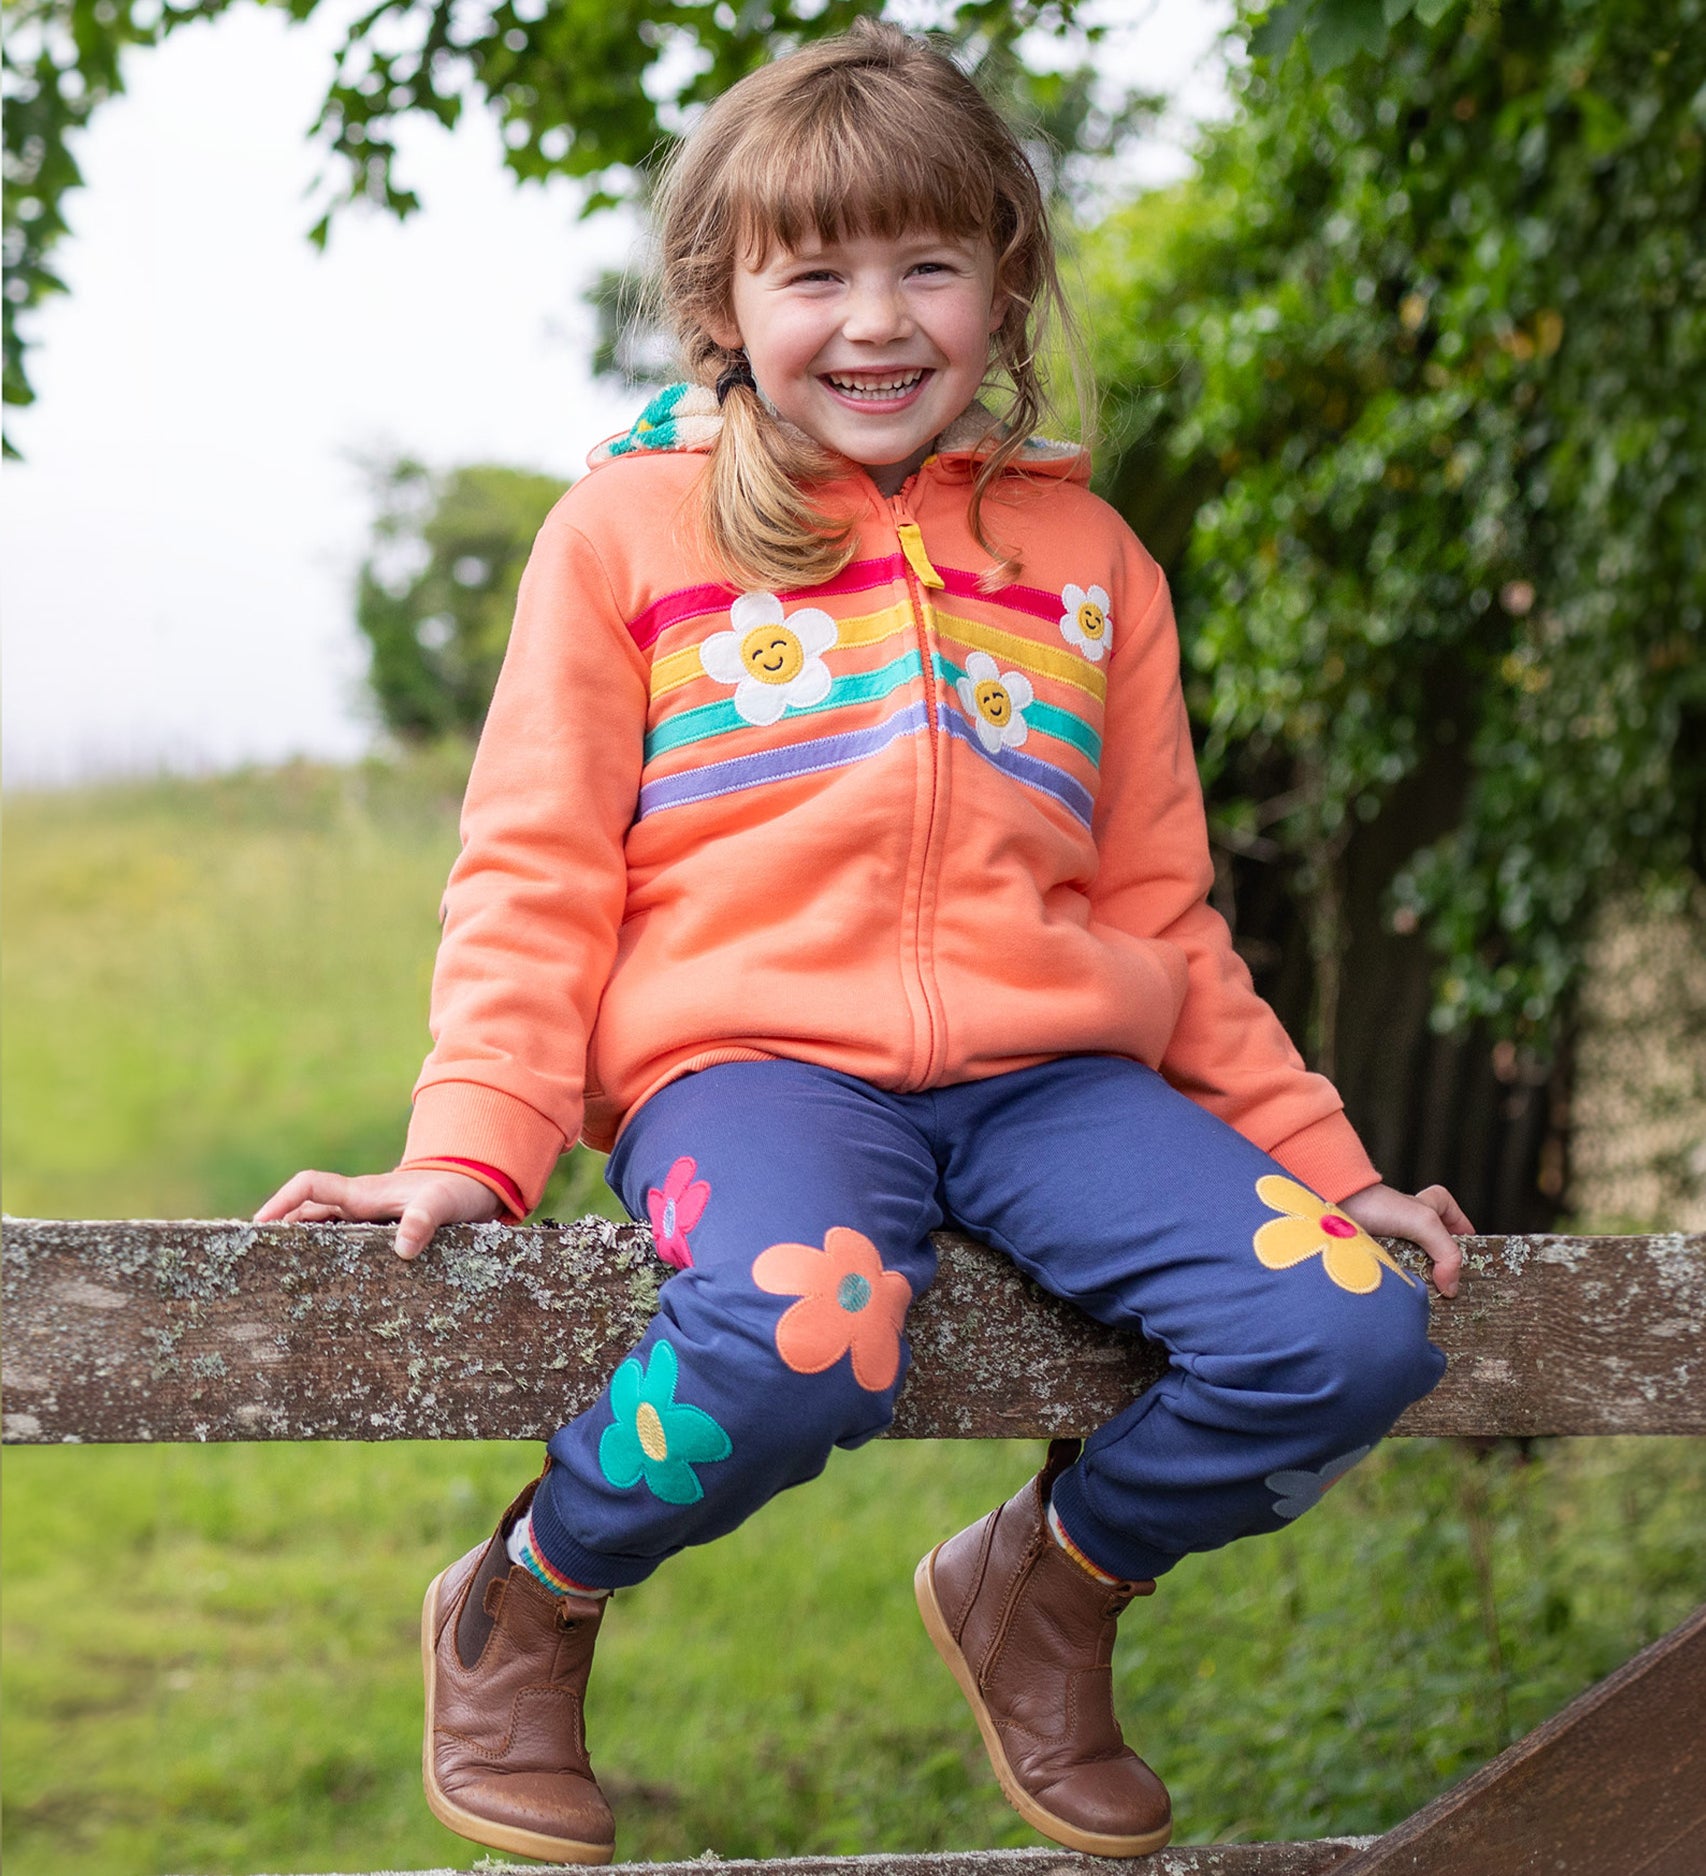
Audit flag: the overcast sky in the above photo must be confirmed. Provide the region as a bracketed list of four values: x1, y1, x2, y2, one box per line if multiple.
[1, 1, 1231, 787]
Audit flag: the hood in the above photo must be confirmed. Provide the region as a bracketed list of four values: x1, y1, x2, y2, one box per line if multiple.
[587, 382, 1089, 482]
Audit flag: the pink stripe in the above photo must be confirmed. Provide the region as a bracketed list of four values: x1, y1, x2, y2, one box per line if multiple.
[627, 555, 912, 652]
[785, 553, 907, 601]
[936, 564, 1065, 624]
[628, 581, 740, 652]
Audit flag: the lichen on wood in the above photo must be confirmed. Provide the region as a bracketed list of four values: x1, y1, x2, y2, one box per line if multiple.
[2, 1219, 1702, 1445]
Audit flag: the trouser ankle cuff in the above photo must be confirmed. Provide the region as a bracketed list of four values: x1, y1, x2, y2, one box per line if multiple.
[1049, 1459, 1181, 1583]
[529, 1463, 662, 1590]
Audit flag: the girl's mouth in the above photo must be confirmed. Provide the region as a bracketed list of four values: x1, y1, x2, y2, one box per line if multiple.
[820, 369, 930, 409]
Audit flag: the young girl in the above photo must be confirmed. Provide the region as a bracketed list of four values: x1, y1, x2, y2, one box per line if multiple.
[260, 19, 1470, 1864]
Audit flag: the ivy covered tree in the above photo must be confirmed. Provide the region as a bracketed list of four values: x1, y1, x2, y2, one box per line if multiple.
[356, 458, 566, 740]
[1082, 0, 1704, 1221]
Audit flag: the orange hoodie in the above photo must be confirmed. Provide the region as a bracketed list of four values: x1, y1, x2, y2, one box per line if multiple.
[402, 389, 1378, 1212]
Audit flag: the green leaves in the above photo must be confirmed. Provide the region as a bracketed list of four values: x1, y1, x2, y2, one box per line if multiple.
[1087, 0, 1706, 1050]
[355, 457, 567, 741]
[1249, 0, 1462, 73]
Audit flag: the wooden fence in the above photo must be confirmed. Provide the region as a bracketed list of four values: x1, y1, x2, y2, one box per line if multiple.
[4, 1219, 1704, 1874]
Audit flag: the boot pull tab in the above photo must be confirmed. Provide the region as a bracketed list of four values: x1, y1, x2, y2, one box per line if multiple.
[483, 1575, 508, 1621]
[1108, 1579, 1157, 1614]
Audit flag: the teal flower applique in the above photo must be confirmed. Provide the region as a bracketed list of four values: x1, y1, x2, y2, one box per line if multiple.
[598, 1340, 732, 1505]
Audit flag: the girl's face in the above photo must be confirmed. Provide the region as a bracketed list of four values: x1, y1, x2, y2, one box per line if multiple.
[709, 230, 1005, 497]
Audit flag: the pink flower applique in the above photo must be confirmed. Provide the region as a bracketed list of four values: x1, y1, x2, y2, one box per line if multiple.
[646, 1156, 711, 1269]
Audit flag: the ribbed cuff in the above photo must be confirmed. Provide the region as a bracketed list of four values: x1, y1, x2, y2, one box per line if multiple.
[403, 1079, 569, 1213]
[1049, 1459, 1182, 1583]
[398, 1157, 527, 1222]
[529, 1463, 661, 1591]
[1265, 1110, 1379, 1204]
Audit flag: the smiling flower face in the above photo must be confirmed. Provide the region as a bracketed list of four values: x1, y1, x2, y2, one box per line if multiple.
[1059, 582, 1112, 662]
[701, 592, 838, 726]
[598, 1340, 732, 1505]
[752, 1225, 912, 1391]
[1252, 1175, 1419, 1295]
[955, 649, 1034, 755]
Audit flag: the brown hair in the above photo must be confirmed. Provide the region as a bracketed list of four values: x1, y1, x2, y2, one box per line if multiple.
[652, 17, 1085, 590]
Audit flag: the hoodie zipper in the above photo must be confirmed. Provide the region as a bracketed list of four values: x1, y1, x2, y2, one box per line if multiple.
[890, 485, 949, 1088]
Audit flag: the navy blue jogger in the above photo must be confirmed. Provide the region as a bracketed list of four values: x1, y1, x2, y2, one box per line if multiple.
[528, 1058, 1445, 1588]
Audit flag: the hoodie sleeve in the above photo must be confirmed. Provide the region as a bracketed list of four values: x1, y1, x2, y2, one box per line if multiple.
[1087, 533, 1378, 1203]
[400, 500, 649, 1211]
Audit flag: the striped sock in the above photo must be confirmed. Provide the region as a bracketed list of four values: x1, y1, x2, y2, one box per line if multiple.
[506, 1510, 610, 1599]
[1047, 1500, 1121, 1586]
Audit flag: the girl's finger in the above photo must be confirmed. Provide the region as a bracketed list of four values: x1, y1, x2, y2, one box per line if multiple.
[255, 1169, 335, 1220]
[1413, 1215, 1462, 1298]
[1420, 1184, 1476, 1237]
[289, 1201, 346, 1224]
[395, 1198, 445, 1262]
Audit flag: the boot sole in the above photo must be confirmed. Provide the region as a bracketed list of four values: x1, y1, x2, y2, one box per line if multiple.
[420, 1567, 615, 1865]
[914, 1545, 1172, 1858]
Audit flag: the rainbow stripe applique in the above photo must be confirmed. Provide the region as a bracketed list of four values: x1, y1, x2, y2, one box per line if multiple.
[633, 558, 1108, 828]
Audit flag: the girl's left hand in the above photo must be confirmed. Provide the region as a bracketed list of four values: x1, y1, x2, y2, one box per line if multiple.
[1337, 1181, 1474, 1298]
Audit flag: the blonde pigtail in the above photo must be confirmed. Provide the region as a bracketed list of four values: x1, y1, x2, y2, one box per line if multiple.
[699, 361, 858, 591]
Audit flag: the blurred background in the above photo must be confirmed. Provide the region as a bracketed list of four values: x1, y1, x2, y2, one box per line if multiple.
[3, 1, 1703, 1871]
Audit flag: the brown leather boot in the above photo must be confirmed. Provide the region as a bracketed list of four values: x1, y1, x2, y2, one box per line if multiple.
[914, 1440, 1171, 1856]
[421, 1475, 616, 1863]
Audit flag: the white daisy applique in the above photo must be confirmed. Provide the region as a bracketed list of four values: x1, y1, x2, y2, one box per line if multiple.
[700, 592, 838, 727]
[1059, 582, 1112, 662]
[956, 650, 1033, 754]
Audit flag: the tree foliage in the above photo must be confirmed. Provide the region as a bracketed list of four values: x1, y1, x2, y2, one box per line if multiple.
[356, 457, 566, 740]
[1, 0, 1102, 444]
[1084, 0, 1705, 1059]
[2, 0, 1425, 447]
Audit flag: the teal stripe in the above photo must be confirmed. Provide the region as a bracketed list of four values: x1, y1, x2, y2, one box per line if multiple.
[646, 650, 923, 761]
[932, 655, 1102, 767]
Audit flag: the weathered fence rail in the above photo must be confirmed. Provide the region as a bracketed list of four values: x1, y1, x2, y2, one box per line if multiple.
[6, 1218, 1704, 1875]
[3, 1220, 1703, 1446]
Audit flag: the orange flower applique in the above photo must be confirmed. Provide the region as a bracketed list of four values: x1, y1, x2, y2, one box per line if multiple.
[752, 1226, 912, 1391]
[1251, 1175, 1419, 1296]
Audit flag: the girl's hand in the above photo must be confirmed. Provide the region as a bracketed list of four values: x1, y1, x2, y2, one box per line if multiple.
[254, 1167, 504, 1262]
[1337, 1181, 1474, 1298]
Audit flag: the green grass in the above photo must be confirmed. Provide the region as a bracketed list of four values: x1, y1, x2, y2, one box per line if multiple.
[3, 754, 1703, 1873]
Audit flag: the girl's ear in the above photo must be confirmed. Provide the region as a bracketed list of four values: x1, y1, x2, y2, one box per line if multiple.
[987, 292, 1010, 336]
[705, 312, 744, 353]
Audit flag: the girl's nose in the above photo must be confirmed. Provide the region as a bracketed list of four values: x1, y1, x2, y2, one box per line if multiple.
[841, 280, 912, 343]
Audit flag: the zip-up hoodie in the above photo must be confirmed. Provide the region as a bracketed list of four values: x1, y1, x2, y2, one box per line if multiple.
[402, 386, 1378, 1211]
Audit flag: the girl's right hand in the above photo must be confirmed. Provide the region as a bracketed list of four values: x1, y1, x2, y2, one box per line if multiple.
[254, 1167, 504, 1261]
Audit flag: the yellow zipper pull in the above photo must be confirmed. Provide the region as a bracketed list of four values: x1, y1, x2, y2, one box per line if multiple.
[896, 520, 945, 589]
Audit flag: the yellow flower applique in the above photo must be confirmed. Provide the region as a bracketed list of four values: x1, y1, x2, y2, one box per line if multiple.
[1251, 1175, 1419, 1295]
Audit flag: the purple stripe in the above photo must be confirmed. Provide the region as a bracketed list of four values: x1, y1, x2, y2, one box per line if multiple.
[638, 700, 930, 817]
[936, 565, 1066, 625]
[627, 555, 911, 653]
[937, 704, 1094, 827]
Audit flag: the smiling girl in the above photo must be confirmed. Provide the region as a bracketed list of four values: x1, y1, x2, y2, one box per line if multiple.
[259, 20, 1470, 1863]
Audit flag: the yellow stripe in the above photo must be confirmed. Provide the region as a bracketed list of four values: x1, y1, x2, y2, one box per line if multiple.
[934, 608, 1106, 699]
[650, 603, 915, 700]
[651, 643, 709, 697]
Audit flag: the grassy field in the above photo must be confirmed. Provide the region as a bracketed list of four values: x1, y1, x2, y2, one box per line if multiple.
[3, 754, 1703, 1875]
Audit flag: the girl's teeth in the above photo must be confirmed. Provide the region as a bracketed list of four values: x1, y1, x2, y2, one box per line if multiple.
[827, 373, 924, 399]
